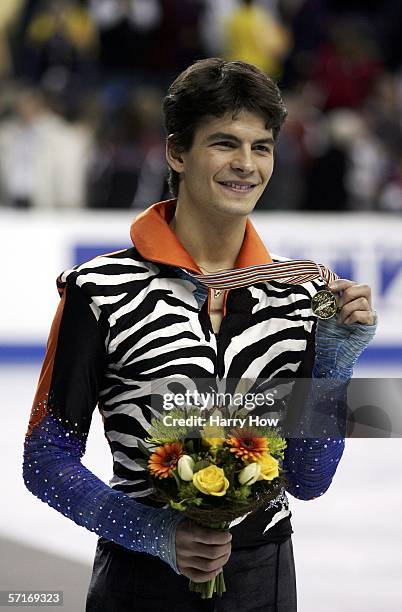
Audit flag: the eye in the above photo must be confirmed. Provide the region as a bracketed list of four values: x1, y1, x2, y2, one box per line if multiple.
[213, 141, 236, 148]
[253, 145, 272, 154]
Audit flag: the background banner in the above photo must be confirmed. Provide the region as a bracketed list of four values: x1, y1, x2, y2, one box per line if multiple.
[1, 210, 401, 365]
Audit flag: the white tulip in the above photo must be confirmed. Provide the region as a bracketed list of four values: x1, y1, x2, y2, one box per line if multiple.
[177, 455, 195, 481]
[238, 462, 261, 486]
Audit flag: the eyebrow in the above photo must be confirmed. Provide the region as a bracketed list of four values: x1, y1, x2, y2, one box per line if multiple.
[205, 132, 275, 146]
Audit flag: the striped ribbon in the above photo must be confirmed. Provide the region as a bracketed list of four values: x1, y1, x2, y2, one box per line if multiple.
[187, 260, 339, 291]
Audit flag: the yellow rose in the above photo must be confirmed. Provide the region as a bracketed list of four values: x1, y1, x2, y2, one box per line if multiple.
[193, 465, 229, 496]
[257, 454, 279, 481]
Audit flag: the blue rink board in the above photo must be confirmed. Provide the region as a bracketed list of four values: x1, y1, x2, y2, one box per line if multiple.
[2, 245, 401, 366]
[1, 344, 401, 365]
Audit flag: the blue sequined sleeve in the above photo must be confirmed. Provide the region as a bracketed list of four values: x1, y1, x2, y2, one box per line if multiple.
[283, 315, 377, 501]
[23, 278, 184, 573]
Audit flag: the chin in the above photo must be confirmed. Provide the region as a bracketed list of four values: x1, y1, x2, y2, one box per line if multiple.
[217, 192, 261, 215]
[215, 202, 255, 217]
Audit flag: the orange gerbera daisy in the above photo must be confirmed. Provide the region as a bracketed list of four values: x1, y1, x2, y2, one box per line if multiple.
[148, 442, 183, 479]
[227, 433, 268, 462]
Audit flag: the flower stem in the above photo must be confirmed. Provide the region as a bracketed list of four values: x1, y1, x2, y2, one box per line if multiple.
[188, 522, 230, 599]
[206, 577, 215, 599]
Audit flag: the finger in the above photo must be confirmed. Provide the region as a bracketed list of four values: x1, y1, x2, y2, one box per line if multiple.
[180, 552, 231, 573]
[179, 541, 231, 560]
[190, 524, 232, 545]
[338, 284, 372, 309]
[182, 567, 222, 584]
[328, 279, 356, 293]
[343, 310, 376, 325]
[339, 297, 370, 323]
[328, 279, 357, 309]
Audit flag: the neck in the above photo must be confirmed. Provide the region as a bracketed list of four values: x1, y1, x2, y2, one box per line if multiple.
[170, 199, 247, 272]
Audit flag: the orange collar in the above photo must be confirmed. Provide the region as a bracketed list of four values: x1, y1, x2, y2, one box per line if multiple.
[130, 199, 272, 272]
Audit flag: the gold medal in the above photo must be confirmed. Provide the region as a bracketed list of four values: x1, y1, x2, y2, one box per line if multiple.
[311, 290, 338, 320]
[192, 260, 341, 315]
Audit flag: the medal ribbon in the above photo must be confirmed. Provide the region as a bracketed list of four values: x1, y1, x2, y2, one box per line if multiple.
[187, 260, 339, 290]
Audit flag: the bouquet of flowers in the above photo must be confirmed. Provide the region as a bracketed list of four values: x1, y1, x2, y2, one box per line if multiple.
[139, 408, 287, 599]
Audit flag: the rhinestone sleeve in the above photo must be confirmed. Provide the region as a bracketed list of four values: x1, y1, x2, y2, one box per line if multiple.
[23, 412, 184, 572]
[283, 314, 377, 501]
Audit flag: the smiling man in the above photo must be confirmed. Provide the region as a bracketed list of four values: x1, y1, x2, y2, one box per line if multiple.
[167, 112, 274, 288]
[23, 59, 377, 612]
[169, 112, 274, 214]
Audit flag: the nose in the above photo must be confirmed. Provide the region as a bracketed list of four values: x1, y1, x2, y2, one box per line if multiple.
[230, 146, 255, 174]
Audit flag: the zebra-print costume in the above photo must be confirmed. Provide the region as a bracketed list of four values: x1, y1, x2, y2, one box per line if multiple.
[24, 199, 344, 553]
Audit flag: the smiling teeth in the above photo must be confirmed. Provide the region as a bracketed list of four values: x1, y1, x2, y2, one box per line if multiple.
[223, 182, 253, 190]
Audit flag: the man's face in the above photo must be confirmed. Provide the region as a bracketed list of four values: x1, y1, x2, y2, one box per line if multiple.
[169, 111, 275, 219]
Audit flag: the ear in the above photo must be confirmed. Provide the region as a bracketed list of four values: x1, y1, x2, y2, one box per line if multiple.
[166, 136, 185, 173]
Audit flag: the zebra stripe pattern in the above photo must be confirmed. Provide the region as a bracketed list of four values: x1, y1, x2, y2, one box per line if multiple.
[60, 247, 326, 530]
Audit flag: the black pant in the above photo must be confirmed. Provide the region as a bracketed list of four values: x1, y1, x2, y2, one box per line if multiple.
[86, 537, 297, 612]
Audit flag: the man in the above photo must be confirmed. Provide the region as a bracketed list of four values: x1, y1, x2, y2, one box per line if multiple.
[23, 58, 376, 611]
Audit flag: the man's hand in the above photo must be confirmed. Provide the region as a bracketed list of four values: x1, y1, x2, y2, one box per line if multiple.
[328, 279, 375, 326]
[175, 519, 232, 583]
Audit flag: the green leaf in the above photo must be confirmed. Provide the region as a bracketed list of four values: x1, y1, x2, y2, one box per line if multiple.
[172, 470, 181, 488]
[170, 500, 187, 511]
[193, 459, 212, 473]
[188, 497, 203, 506]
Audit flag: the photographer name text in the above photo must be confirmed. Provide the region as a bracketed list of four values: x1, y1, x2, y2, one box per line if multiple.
[162, 414, 279, 428]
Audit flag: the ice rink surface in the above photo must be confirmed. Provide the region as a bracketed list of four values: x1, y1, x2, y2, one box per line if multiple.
[1, 363, 401, 612]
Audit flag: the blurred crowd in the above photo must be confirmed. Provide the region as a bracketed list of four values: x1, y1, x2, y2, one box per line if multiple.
[0, 0, 401, 212]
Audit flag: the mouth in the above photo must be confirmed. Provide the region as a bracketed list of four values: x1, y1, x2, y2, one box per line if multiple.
[217, 181, 257, 195]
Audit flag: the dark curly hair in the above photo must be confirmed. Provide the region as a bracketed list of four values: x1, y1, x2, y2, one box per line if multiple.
[162, 58, 287, 197]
